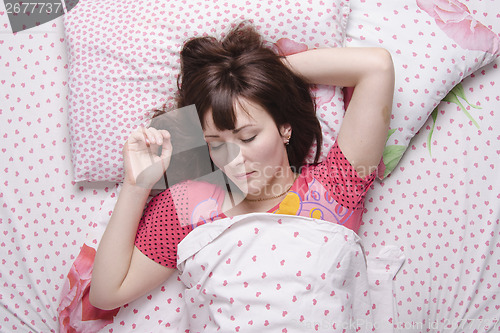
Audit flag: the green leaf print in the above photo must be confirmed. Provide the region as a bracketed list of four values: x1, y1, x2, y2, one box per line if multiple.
[442, 83, 481, 129]
[426, 83, 481, 156]
[383, 144, 407, 178]
[382, 128, 406, 178]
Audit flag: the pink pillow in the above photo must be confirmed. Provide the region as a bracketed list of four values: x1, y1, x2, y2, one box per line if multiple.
[345, 0, 499, 178]
[65, 0, 351, 182]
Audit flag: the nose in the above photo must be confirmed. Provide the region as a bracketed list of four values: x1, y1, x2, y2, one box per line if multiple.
[225, 142, 243, 168]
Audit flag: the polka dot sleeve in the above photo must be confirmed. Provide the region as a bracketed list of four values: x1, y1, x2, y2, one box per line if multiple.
[134, 183, 193, 269]
[309, 141, 376, 210]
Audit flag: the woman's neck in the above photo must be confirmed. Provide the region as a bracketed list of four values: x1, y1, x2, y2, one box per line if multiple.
[222, 170, 298, 216]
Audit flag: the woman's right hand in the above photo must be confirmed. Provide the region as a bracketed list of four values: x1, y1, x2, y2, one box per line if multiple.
[122, 127, 172, 188]
[91, 126, 174, 310]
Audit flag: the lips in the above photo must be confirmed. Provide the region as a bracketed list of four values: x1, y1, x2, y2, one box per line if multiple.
[233, 171, 255, 180]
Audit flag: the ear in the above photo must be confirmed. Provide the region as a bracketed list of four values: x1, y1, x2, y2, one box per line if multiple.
[279, 123, 292, 142]
[279, 123, 292, 137]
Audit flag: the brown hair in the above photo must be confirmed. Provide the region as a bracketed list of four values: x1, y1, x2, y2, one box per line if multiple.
[173, 22, 323, 170]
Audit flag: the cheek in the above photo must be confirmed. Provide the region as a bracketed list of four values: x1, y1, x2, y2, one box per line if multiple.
[209, 143, 241, 167]
[209, 150, 230, 170]
[252, 136, 285, 162]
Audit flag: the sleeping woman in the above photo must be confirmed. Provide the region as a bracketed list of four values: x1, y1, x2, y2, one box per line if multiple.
[89, 22, 394, 317]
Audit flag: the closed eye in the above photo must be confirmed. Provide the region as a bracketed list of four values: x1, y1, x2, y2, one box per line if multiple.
[241, 135, 256, 143]
[208, 142, 225, 150]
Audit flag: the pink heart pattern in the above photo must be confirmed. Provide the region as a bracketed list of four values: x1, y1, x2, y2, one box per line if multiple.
[177, 214, 375, 331]
[345, 0, 499, 178]
[2, 2, 500, 332]
[64, 0, 350, 182]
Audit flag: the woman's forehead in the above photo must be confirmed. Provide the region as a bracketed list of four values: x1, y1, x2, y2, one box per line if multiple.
[202, 98, 270, 133]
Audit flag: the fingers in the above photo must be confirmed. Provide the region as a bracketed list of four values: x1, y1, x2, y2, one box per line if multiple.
[140, 127, 167, 147]
[123, 127, 172, 187]
[141, 127, 151, 148]
[159, 131, 172, 160]
[129, 127, 170, 148]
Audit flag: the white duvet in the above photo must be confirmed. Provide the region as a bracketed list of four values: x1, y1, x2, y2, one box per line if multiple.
[177, 213, 404, 332]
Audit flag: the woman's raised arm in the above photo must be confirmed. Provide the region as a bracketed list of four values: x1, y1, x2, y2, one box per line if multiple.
[90, 127, 175, 310]
[283, 47, 395, 178]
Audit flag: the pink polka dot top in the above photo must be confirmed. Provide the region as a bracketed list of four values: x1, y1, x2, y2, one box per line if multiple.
[135, 141, 376, 268]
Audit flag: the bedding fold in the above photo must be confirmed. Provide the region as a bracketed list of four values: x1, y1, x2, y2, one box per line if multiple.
[177, 213, 403, 332]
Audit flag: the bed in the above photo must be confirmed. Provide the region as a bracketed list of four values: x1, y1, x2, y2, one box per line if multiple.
[1, 0, 499, 332]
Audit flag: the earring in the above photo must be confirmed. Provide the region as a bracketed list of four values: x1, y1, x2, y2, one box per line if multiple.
[285, 135, 291, 145]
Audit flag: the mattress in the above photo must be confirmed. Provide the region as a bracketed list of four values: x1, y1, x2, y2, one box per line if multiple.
[0, 0, 499, 332]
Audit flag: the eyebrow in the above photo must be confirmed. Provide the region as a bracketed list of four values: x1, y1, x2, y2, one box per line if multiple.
[204, 124, 255, 138]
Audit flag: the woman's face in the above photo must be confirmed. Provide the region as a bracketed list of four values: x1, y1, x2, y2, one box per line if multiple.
[203, 98, 292, 199]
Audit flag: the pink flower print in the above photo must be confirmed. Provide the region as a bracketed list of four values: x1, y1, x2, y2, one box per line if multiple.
[58, 244, 119, 333]
[416, 0, 499, 54]
[310, 84, 336, 107]
[190, 197, 220, 228]
[272, 38, 308, 56]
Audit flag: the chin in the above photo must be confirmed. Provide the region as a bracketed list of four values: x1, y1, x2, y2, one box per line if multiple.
[233, 180, 263, 198]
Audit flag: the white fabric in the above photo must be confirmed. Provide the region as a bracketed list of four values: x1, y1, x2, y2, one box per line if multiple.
[177, 213, 403, 332]
[2, 2, 499, 332]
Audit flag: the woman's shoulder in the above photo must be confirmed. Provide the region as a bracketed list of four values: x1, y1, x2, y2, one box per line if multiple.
[144, 179, 226, 225]
[147, 179, 223, 205]
[152, 179, 222, 196]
